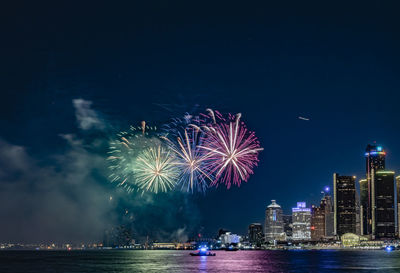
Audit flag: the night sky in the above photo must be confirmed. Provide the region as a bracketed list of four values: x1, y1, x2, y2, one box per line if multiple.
[1, 1, 400, 242]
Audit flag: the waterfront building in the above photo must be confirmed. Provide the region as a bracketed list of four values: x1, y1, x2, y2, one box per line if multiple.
[397, 175, 400, 238]
[341, 233, 366, 247]
[359, 179, 368, 235]
[248, 223, 263, 246]
[311, 205, 325, 241]
[152, 243, 176, 249]
[282, 215, 293, 238]
[321, 190, 334, 237]
[364, 144, 386, 235]
[292, 202, 311, 241]
[372, 170, 395, 238]
[340, 233, 384, 248]
[356, 195, 361, 235]
[219, 232, 240, 246]
[310, 190, 335, 241]
[333, 174, 357, 236]
[265, 200, 285, 242]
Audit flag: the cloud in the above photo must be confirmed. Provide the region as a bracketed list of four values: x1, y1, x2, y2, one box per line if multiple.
[72, 99, 105, 130]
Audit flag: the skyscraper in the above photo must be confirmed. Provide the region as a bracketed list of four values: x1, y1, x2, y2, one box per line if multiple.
[372, 170, 395, 238]
[359, 179, 368, 235]
[333, 174, 357, 236]
[248, 223, 263, 247]
[265, 200, 284, 242]
[311, 204, 325, 241]
[365, 144, 386, 174]
[322, 192, 335, 237]
[364, 144, 386, 235]
[282, 215, 293, 238]
[292, 202, 311, 241]
[355, 194, 361, 235]
[397, 175, 400, 238]
[310, 190, 334, 241]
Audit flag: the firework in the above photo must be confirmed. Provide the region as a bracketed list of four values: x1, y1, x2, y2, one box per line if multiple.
[132, 145, 179, 193]
[108, 110, 263, 194]
[199, 109, 263, 188]
[162, 124, 213, 193]
[107, 123, 159, 193]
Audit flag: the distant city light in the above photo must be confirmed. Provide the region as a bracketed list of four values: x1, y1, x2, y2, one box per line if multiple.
[297, 202, 306, 208]
[365, 151, 386, 156]
[377, 146, 382, 151]
[292, 202, 311, 212]
[324, 186, 330, 192]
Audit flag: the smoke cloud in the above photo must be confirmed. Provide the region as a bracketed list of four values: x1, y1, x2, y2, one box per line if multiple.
[0, 99, 200, 244]
[0, 137, 115, 243]
[72, 98, 105, 130]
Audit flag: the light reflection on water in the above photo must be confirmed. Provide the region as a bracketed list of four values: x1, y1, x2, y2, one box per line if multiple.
[199, 255, 207, 271]
[1, 250, 400, 272]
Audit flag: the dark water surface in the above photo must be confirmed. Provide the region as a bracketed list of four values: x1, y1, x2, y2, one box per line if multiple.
[1, 250, 399, 273]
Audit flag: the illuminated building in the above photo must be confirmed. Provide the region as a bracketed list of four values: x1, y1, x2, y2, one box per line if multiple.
[152, 243, 177, 249]
[310, 190, 334, 241]
[282, 215, 293, 237]
[219, 232, 240, 246]
[340, 233, 368, 247]
[365, 144, 386, 174]
[364, 144, 386, 234]
[321, 188, 334, 237]
[311, 205, 325, 241]
[359, 179, 368, 235]
[372, 170, 395, 238]
[397, 176, 400, 238]
[292, 202, 311, 241]
[265, 200, 285, 242]
[248, 223, 263, 246]
[333, 174, 357, 236]
[355, 194, 361, 235]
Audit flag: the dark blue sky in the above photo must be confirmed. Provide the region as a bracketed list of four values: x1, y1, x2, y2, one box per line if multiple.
[1, 1, 400, 240]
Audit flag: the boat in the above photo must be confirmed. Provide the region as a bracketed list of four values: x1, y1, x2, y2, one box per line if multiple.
[225, 246, 239, 251]
[384, 245, 395, 252]
[190, 252, 216, 256]
[189, 246, 216, 256]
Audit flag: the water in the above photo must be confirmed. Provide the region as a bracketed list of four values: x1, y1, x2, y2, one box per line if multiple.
[1, 250, 400, 273]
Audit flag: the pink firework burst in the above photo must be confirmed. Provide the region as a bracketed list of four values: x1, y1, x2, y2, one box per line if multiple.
[199, 109, 263, 188]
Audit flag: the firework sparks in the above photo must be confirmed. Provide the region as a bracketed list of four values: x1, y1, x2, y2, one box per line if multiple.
[132, 145, 179, 193]
[107, 123, 159, 193]
[108, 111, 263, 194]
[141, 120, 146, 134]
[199, 110, 263, 188]
[162, 126, 213, 193]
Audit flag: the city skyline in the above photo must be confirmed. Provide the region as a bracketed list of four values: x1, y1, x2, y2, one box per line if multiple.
[259, 142, 399, 245]
[2, 1, 400, 243]
[3, 2, 400, 273]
